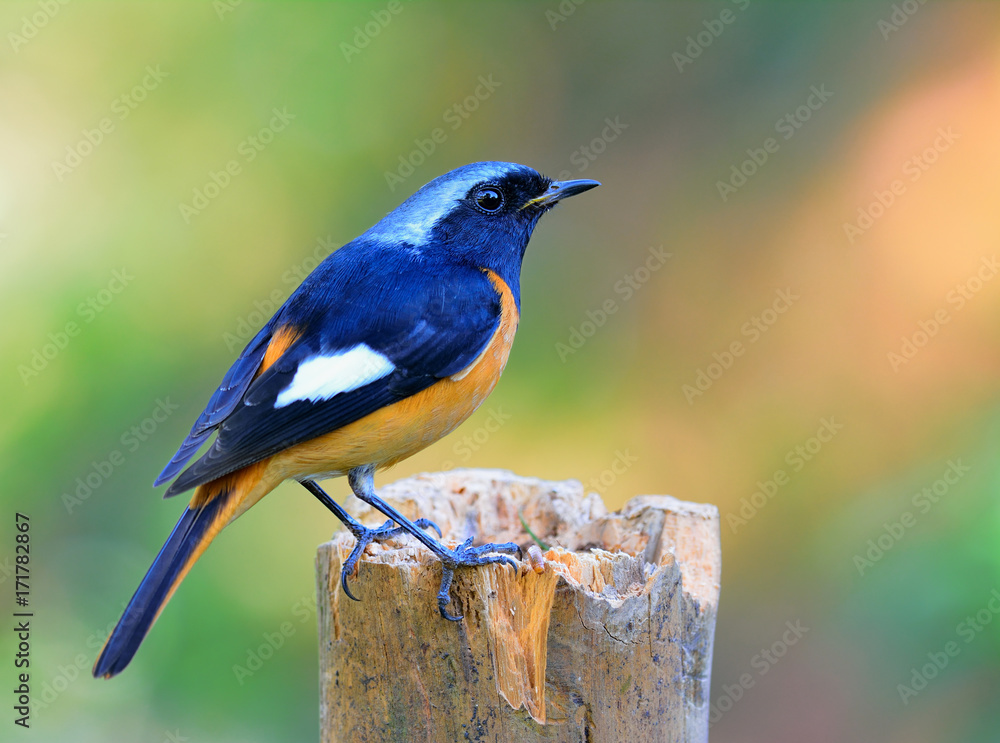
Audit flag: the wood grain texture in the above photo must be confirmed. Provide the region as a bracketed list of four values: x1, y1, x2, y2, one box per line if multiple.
[317, 469, 721, 743]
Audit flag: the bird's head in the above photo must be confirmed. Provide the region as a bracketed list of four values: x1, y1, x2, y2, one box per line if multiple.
[363, 162, 599, 292]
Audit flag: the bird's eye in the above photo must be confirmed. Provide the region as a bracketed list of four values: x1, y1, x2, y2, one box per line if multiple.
[473, 186, 505, 214]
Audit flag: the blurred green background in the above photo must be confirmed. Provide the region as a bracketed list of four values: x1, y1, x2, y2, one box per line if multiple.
[3, 2, 1000, 741]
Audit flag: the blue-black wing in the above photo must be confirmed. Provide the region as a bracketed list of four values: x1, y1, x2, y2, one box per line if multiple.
[161, 243, 503, 497]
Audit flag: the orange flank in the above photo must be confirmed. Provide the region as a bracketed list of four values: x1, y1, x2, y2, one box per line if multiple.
[258, 324, 302, 377]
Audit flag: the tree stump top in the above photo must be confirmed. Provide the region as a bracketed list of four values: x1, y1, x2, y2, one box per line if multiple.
[317, 469, 721, 743]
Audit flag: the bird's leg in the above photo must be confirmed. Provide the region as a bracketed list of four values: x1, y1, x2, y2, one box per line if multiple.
[347, 465, 522, 621]
[300, 479, 441, 602]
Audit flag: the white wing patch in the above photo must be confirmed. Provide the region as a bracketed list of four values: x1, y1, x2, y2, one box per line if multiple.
[274, 345, 395, 408]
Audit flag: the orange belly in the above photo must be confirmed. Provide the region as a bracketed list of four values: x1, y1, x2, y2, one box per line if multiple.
[266, 269, 519, 482]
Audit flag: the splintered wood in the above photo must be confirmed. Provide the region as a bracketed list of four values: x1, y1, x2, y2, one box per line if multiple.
[316, 469, 721, 743]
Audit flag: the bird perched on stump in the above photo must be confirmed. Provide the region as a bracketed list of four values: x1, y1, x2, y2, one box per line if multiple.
[93, 161, 599, 679]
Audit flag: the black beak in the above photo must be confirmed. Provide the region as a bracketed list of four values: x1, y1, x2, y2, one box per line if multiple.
[523, 178, 601, 209]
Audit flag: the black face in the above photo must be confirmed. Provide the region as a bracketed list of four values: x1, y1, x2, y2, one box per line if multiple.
[421, 163, 597, 306]
[461, 171, 554, 222]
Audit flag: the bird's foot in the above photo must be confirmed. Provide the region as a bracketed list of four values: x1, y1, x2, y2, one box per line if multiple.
[436, 538, 522, 621]
[340, 517, 441, 601]
[344, 465, 522, 620]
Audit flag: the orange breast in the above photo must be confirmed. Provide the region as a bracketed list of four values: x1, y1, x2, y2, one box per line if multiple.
[267, 269, 519, 480]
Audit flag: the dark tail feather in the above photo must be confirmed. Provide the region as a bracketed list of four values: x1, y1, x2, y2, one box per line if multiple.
[154, 428, 213, 490]
[93, 489, 232, 679]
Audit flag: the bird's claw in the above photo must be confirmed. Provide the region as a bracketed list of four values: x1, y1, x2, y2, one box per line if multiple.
[339, 517, 442, 601]
[436, 539, 522, 621]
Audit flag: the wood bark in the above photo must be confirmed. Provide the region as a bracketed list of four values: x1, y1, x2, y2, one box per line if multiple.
[317, 469, 721, 743]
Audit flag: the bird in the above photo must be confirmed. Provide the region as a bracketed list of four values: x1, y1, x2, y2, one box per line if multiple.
[92, 161, 599, 679]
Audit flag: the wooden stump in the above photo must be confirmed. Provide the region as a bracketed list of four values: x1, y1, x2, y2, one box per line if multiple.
[316, 469, 721, 743]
